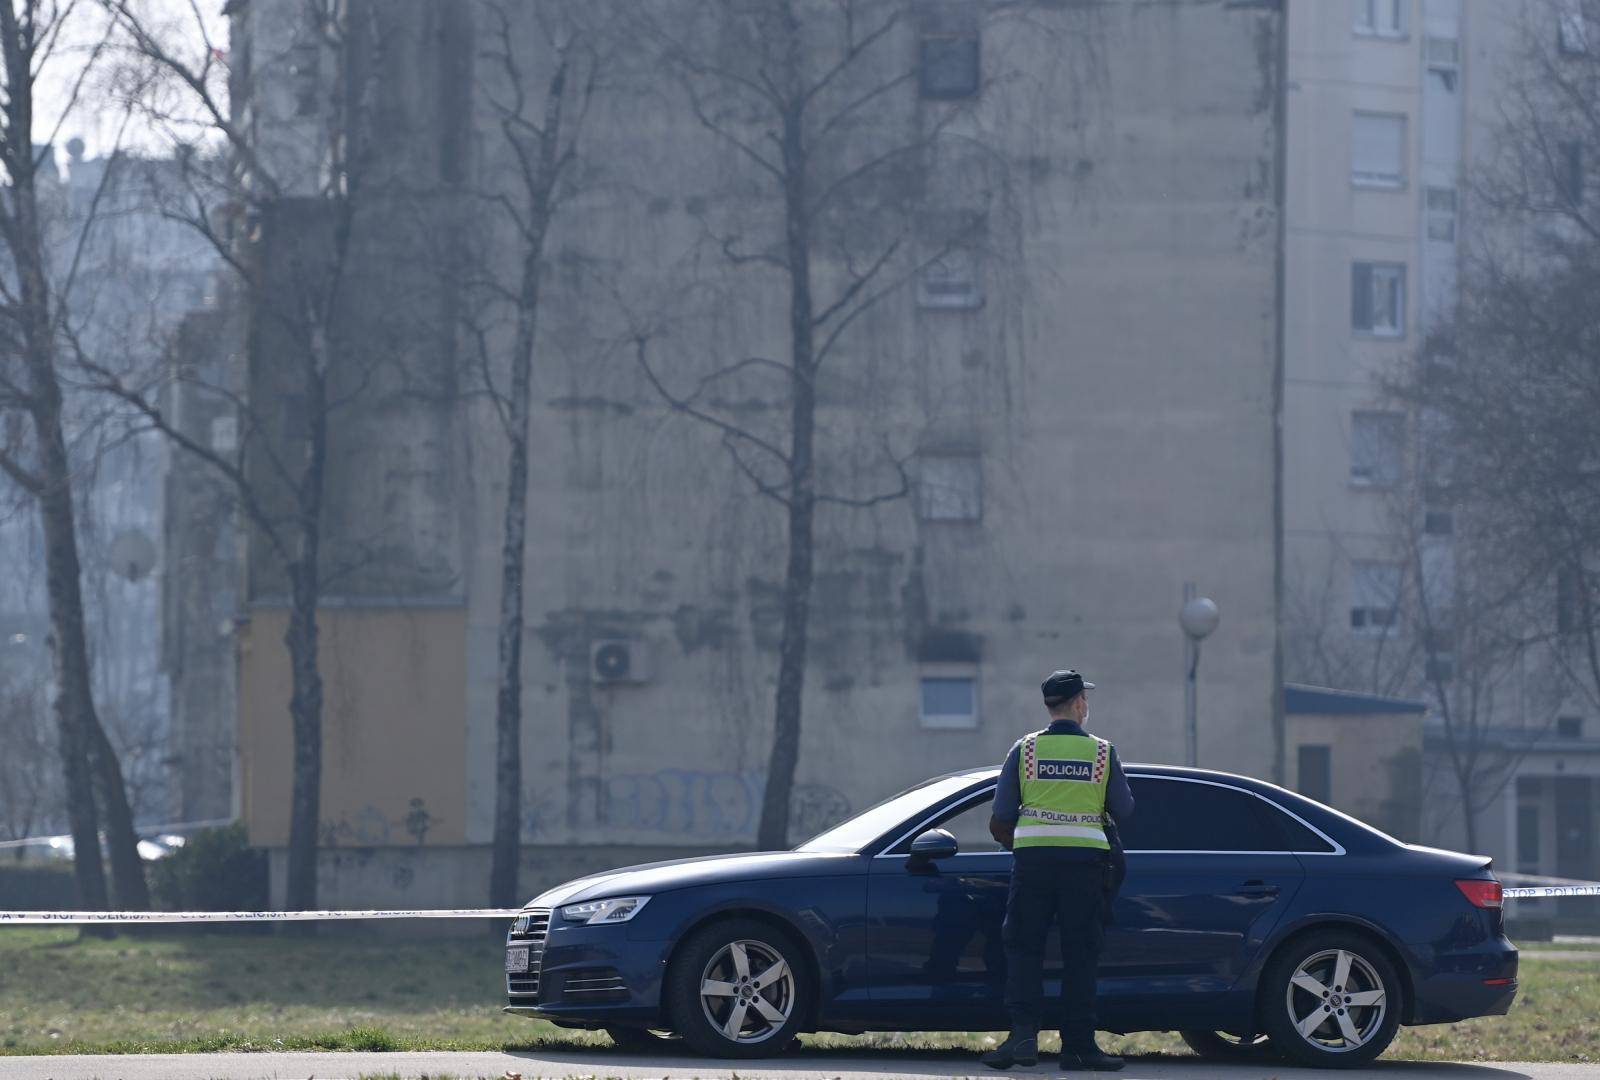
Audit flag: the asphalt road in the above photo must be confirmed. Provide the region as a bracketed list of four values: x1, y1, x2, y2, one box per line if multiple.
[0, 1051, 1593, 1080]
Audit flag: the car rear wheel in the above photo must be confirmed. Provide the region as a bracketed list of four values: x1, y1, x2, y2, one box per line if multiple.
[1259, 930, 1402, 1068]
[1179, 1029, 1277, 1060]
[664, 918, 809, 1058]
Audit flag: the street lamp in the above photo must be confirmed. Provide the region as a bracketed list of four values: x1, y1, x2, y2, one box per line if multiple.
[1180, 584, 1220, 767]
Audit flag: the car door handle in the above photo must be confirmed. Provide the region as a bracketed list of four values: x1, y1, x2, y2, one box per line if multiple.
[1235, 880, 1281, 897]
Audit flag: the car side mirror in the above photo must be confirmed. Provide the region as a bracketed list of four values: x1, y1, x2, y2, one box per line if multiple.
[908, 828, 959, 865]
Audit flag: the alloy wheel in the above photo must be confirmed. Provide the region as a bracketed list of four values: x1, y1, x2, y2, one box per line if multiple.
[1283, 947, 1388, 1053]
[698, 939, 796, 1045]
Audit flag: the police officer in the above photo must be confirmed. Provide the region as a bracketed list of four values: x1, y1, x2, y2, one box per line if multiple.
[982, 669, 1133, 1072]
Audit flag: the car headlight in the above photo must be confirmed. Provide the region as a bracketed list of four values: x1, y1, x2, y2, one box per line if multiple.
[559, 896, 650, 925]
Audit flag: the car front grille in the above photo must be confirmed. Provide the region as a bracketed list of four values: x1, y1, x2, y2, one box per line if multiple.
[506, 908, 550, 1001]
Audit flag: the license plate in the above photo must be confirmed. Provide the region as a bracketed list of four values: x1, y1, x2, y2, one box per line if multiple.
[505, 947, 530, 974]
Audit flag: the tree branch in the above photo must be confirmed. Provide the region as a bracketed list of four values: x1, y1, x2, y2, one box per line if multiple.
[633, 335, 791, 467]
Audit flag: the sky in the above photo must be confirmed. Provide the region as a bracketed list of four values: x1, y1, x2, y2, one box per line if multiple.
[33, 0, 230, 170]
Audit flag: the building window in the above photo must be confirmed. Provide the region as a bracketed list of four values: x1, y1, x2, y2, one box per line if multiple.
[1558, 140, 1584, 205]
[1354, 0, 1407, 39]
[1297, 745, 1332, 805]
[920, 674, 978, 729]
[1352, 261, 1406, 337]
[917, 249, 983, 310]
[916, 454, 982, 521]
[1423, 509, 1454, 536]
[210, 415, 238, 454]
[1560, 1, 1588, 54]
[1425, 185, 1457, 242]
[920, 28, 979, 99]
[1424, 61, 1460, 157]
[1352, 112, 1407, 188]
[1558, 716, 1584, 739]
[1425, 34, 1460, 66]
[1350, 410, 1406, 488]
[1351, 560, 1402, 635]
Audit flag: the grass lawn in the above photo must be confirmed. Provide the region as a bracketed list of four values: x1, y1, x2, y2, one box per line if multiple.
[0, 927, 1594, 1063]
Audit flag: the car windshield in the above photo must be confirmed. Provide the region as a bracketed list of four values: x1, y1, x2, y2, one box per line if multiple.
[795, 774, 984, 854]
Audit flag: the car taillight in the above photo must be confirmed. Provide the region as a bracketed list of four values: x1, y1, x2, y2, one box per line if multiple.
[1455, 879, 1502, 909]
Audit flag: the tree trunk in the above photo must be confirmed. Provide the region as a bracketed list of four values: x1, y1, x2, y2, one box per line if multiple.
[87, 711, 150, 908]
[489, 255, 539, 909]
[37, 470, 110, 911]
[2, 29, 148, 907]
[283, 349, 329, 912]
[757, 104, 817, 851]
[1459, 778, 1479, 855]
[283, 560, 325, 913]
[489, 57, 568, 909]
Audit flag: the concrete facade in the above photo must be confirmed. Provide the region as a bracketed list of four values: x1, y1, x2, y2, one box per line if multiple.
[228, 1, 1289, 906]
[1281, 0, 1500, 692]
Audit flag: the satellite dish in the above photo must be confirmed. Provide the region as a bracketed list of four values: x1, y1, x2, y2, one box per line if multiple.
[109, 529, 157, 582]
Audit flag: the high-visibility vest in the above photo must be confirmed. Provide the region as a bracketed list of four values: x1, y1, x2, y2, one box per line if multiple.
[1014, 731, 1111, 850]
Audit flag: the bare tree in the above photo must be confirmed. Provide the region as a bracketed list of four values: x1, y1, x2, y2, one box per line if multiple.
[0, 0, 149, 910]
[90, 0, 413, 910]
[466, 0, 604, 909]
[1403, 0, 1600, 729]
[1283, 443, 1567, 850]
[1401, 492, 1566, 852]
[1284, 540, 1420, 699]
[633, 0, 1010, 847]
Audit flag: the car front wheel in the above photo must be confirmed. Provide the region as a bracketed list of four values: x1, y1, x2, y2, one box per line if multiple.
[664, 918, 808, 1058]
[1179, 1029, 1276, 1061]
[604, 1026, 676, 1052]
[1259, 930, 1402, 1068]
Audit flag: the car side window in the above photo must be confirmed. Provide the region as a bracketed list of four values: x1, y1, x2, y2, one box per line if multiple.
[1262, 805, 1338, 853]
[1121, 777, 1301, 852]
[937, 796, 1007, 853]
[894, 793, 1007, 854]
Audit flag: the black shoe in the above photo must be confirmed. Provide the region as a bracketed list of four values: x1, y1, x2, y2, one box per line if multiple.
[1058, 1048, 1124, 1071]
[981, 1031, 1039, 1070]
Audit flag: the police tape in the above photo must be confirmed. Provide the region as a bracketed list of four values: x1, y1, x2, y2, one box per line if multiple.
[1503, 885, 1600, 900]
[2, 884, 1598, 924]
[0, 907, 523, 924]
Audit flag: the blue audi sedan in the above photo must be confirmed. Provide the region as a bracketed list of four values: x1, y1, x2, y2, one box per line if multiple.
[504, 764, 1516, 1067]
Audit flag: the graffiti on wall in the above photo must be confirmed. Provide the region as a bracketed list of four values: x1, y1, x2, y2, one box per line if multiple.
[320, 797, 439, 847]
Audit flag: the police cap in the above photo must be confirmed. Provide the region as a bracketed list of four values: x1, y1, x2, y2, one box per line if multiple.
[1041, 669, 1095, 704]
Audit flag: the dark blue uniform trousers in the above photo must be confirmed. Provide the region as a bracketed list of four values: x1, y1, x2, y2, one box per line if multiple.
[1002, 847, 1106, 1051]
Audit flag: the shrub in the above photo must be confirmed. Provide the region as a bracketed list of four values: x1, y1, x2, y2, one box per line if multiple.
[0, 861, 76, 909]
[149, 822, 268, 918]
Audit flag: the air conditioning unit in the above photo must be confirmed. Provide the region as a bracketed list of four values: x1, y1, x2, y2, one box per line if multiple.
[590, 639, 652, 684]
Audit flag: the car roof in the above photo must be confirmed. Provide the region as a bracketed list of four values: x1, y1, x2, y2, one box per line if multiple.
[950, 761, 1286, 792]
[951, 761, 1354, 825]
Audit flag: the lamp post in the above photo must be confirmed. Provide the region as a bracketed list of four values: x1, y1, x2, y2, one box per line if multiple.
[1180, 584, 1220, 767]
